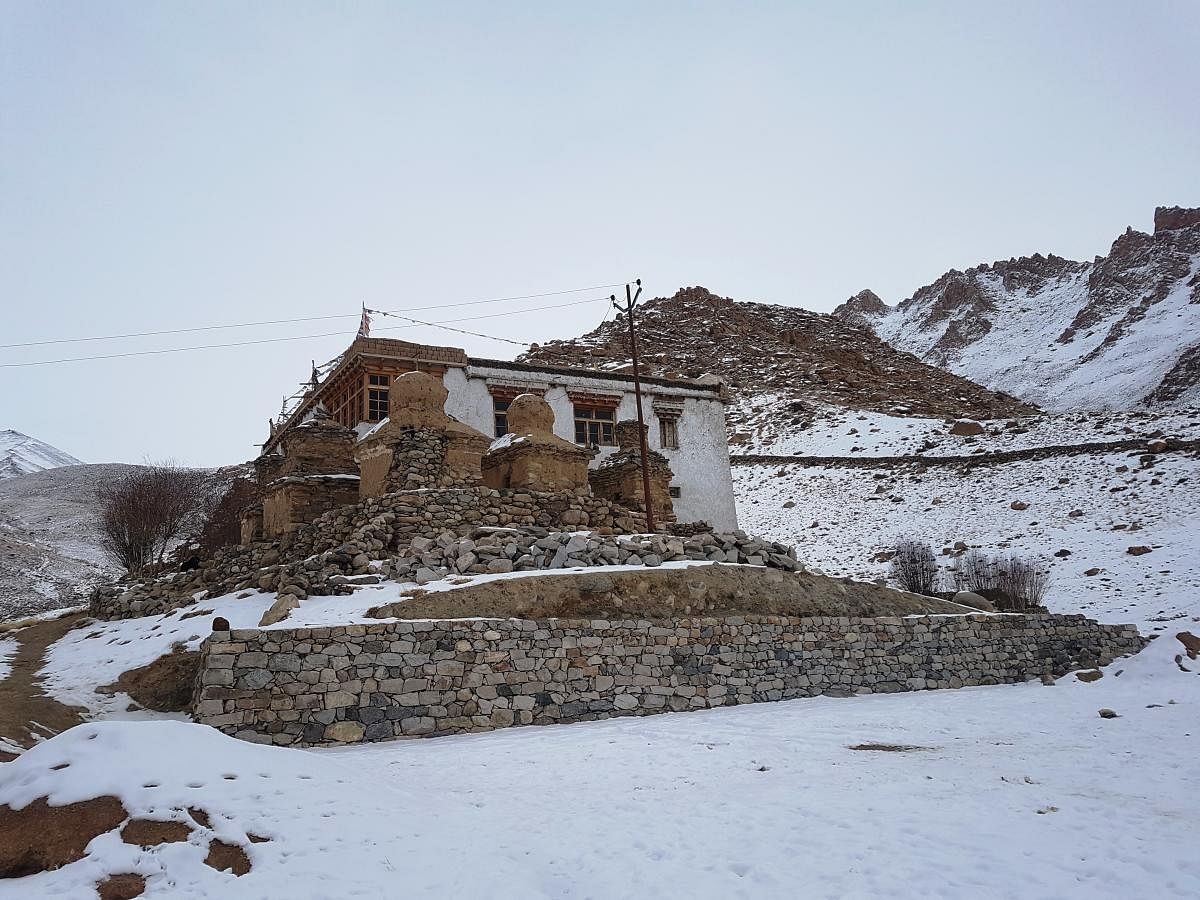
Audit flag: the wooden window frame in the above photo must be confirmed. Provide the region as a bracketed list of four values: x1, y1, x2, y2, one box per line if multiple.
[573, 405, 616, 447]
[366, 373, 390, 423]
[493, 397, 511, 437]
[658, 415, 680, 450]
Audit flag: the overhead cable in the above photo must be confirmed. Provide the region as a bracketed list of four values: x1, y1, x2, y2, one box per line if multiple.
[0, 282, 622, 350]
[0, 296, 603, 368]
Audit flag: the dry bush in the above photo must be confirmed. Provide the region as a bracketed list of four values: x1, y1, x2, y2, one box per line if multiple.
[97, 462, 221, 576]
[890, 537, 940, 596]
[954, 549, 1049, 611]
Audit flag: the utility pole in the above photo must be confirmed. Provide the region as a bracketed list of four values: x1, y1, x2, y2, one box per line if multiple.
[611, 279, 657, 533]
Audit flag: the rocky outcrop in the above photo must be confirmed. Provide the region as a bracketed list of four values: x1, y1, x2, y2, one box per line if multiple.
[1154, 206, 1200, 233]
[521, 286, 1036, 425]
[831, 289, 888, 327]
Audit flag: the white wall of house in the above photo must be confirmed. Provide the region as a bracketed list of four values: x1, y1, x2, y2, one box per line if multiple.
[441, 364, 738, 530]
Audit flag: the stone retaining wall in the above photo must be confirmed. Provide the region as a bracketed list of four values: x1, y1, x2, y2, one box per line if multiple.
[193, 613, 1147, 747]
[90, 486, 651, 620]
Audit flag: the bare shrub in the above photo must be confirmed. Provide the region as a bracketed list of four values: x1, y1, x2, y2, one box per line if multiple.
[955, 548, 997, 595]
[890, 538, 939, 596]
[997, 555, 1050, 611]
[97, 463, 220, 576]
[954, 549, 1049, 611]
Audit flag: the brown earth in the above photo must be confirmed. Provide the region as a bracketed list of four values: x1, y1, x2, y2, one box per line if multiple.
[98, 874, 147, 899]
[204, 839, 252, 876]
[1177, 631, 1200, 660]
[101, 648, 201, 713]
[0, 611, 88, 759]
[0, 795, 127, 878]
[368, 563, 967, 621]
[121, 818, 193, 847]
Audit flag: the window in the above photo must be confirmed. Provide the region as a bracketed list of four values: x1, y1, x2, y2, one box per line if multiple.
[574, 406, 616, 447]
[367, 373, 390, 422]
[669, 486, 681, 499]
[493, 398, 511, 437]
[659, 416, 680, 450]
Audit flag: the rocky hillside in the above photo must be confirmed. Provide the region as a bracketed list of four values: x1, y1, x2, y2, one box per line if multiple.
[0, 464, 132, 618]
[835, 206, 1200, 411]
[0, 430, 81, 479]
[520, 287, 1036, 439]
[0, 463, 244, 619]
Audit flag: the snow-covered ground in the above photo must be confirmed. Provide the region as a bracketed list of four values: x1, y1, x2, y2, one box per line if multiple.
[734, 447, 1200, 632]
[0, 463, 133, 619]
[730, 404, 1200, 458]
[4, 412, 1199, 897]
[2, 629, 1196, 899]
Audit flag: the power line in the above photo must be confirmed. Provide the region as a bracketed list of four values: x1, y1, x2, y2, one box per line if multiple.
[367, 296, 600, 346]
[0, 296, 604, 368]
[0, 282, 623, 350]
[370, 311, 527, 348]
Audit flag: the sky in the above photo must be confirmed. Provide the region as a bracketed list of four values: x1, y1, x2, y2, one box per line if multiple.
[2, 1, 1198, 466]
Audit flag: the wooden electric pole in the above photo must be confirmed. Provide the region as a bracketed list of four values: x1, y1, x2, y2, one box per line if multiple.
[611, 279, 657, 533]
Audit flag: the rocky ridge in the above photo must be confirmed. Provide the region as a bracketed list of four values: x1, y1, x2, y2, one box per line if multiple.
[519, 286, 1036, 436]
[836, 206, 1200, 410]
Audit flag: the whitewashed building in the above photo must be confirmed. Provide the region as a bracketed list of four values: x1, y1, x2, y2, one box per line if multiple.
[263, 337, 738, 529]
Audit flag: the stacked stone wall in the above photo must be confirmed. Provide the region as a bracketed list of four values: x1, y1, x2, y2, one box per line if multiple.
[262, 476, 361, 538]
[91, 486, 652, 620]
[193, 613, 1147, 746]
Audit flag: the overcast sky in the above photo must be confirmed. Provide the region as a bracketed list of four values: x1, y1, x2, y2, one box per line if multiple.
[2, 2, 1198, 466]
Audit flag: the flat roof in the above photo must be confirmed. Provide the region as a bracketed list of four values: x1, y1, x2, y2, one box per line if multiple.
[468, 356, 722, 393]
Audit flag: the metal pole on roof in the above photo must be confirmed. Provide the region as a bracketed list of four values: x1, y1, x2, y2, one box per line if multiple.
[612, 279, 657, 533]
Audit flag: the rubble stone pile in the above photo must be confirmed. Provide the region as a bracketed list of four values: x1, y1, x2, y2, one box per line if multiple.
[90, 483, 661, 620]
[378, 528, 800, 585]
[90, 474, 798, 622]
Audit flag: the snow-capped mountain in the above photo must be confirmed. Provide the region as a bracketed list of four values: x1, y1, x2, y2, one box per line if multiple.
[0, 430, 82, 479]
[834, 206, 1200, 411]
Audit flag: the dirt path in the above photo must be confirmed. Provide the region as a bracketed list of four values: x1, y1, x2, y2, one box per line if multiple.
[0, 613, 88, 760]
[730, 437, 1200, 469]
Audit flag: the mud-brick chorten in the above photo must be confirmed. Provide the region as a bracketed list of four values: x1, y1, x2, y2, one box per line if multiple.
[481, 393, 596, 492]
[354, 370, 492, 497]
[589, 419, 676, 524]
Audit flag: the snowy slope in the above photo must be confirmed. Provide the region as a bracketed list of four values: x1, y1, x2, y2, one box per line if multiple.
[0, 464, 136, 619]
[5, 603, 1197, 898]
[729, 404, 1198, 458]
[733, 411, 1200, 630]
[0, 430, 81, 479]
[839, 206, 1200, 411]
